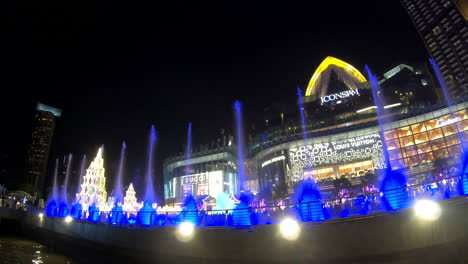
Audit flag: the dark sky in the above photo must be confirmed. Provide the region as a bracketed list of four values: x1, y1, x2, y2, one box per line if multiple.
[5, 1, 428, 196]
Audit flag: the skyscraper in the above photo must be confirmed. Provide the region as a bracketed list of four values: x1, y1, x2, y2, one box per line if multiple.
[402, 0, 468, 97]
[26, 102, 62, 197]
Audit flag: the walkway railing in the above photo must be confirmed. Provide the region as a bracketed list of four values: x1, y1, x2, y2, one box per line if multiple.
[28, 174, 468, 230]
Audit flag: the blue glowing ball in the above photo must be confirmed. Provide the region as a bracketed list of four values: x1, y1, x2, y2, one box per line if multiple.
[58, 202, 69, 217]
[71, 203, 82, 219]
[45, 200, 57, 217]
[87, 204, 100, 222]
[136, 202, 155, 225]
[110, 205, 125, 225]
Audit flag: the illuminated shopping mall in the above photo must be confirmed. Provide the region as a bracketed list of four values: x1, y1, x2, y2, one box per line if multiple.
[163, 56, 468, 203]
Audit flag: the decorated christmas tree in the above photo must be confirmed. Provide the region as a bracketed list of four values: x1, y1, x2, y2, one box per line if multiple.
[123, 183, 140, 213]
[76, 147, 107, 210]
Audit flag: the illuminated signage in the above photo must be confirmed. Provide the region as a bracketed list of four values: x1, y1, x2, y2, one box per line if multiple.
[182, 173, 208, 185]
[183, 185, 192, 196]
[261, 155, 286, 168]
[436, 117, 461, 128]
[289, 133, 385, 181]
[321, 89, 359, 104]
[197, 183, 208, 196]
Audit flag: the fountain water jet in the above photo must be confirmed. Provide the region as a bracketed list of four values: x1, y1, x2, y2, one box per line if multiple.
[179, 195, 199, 225]
[137, 125, 157, 225]
[234, 101, 244, 192]
[143, 125, 157, 203]
[366, 65, 408, 210]
[296, 88, 325, 221]
[186, 122, 192, 175]
[46, 159, 59, 216]
[110, 142, 126, 224]
[71, 155, 86, 219]
[58, 154, 72, 217]
[114, 141, 126, 204]
[430, 58, 468, 195]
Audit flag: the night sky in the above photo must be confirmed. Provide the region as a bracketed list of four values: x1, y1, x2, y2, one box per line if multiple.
[5, 1, 428, 197]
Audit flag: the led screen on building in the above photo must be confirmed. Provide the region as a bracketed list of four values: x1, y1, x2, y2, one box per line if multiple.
[208, 171, 223, 198]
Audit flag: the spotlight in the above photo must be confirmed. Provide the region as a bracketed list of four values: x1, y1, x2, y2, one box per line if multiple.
[414, 200, 441, 221]
[64, 216, 73, 223]
[279, 218, 300, 241]
[38, 213, 43, 219]
[176, 222, 194, 242]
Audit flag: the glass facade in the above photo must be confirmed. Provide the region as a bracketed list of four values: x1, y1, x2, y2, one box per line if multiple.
[385, 109, 468, 170]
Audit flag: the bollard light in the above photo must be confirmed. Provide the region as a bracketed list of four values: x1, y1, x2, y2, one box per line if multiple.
[176, 222, 194, 242]
[414, 199, 441, 221]
[64, 216, 73, 223]
[279, 218, 300, 241]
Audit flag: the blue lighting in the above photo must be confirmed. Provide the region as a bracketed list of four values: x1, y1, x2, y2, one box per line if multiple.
[58, 202, 69, 217]
[45, 200, 57, 217]
[136, 202, 155, 225]
[460, 150, 468, 196]
[71, 203, 82, 219]
[232, 194, 251, 226]
[234, 101, 245, 190]
[381, 169, 408, 210]
[87, 204, 100, 222]
[179, 195, 199, 225]
[109, 205, 125, 225]
[143, 125, 157, 204]
[297, 179, 325, 221]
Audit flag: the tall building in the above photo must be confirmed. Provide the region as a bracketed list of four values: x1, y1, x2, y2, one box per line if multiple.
[26, 102, 62, 197]
[402, 0, 468, 97]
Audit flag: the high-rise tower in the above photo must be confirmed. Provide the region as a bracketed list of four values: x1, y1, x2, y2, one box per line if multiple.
[26, 102, 62, 197]
[402, 0, 468, 97]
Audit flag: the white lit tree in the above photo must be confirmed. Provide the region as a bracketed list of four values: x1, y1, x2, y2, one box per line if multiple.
[76, 147, 107, 210]
[123, 183, 141, 213]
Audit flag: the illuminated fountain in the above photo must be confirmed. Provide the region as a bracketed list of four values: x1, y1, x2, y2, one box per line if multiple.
[110, 142, 126, 224]
[137, 125, 157, 225]
[71, 155, 86, 219]
[45, 159, 59, 216]
[429, 58, 468, 196]
[186, 122, 192, 176]
[58, 154, 72, 217]
[114, 141, 126, 204]
[212, 192, 235, 213]
[234, 101, 245, 192]
[296, 87, 325, 220]
[179, 195, 200, 225]
[232, 194, 251, 226]
[76, 147, 108, 213]
[297, 179, 325, 221]
[366, 65, 408, 210]
[233, 101, 251, 225]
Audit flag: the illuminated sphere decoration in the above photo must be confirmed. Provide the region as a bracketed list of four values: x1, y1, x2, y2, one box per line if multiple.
[65, 215, 73, 223]
[279, 218, 300, 241]
[176, 222, 195, 242]
[414, 200, 441, 221]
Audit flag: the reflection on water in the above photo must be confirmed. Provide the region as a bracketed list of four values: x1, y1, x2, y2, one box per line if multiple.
[0, 236, 75, 264]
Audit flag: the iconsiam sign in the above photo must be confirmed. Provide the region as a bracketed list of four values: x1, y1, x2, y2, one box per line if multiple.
[76, 147, 108, 211]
